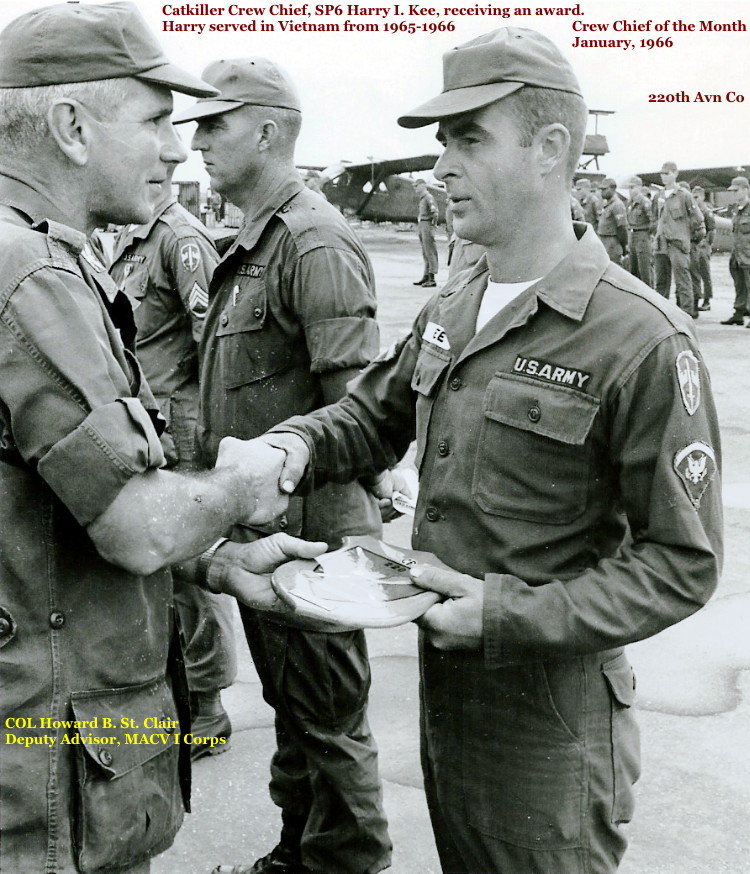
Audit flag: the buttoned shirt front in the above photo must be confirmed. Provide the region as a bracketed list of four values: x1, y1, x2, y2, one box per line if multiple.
[278, 224, 722, 659]
[199, 176, 381, 540]
[0, 174, 185, 873]
[652, 186, 705, 254]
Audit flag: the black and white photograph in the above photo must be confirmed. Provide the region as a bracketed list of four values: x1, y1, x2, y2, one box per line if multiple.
[0, 1, 747, 873]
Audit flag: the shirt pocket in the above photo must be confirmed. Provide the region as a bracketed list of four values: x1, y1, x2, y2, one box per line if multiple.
[472, 373, 599, 523]
[214, 277, 292, 388]
[410, 344, 451, 471]
[70, 677, 184, 873]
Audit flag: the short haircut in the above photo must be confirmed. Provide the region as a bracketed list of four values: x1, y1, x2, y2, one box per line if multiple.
[503, 85, 588, 183]
[0, 78, 132, 159]
[245, 103, 301, 155]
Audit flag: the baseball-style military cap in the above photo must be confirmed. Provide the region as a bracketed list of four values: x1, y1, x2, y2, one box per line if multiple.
[0, 1, 217, 97]
[629, 175, 643, 186]
[397, 27, 582, 129]
[729, 176, 750, 190]
[172, 58, 301, 124]
[660, 161, 678, 173]
[691, 186, 704, 195]
[601, 177, 617, 188]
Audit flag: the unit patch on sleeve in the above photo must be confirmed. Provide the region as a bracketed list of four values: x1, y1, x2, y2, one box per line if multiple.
[180, 242, 202, 273]
[673, 441, 716, 508]
[188, 283, 209, 317]
[676, 350, 701, 416]
[513, 355, 591, 391]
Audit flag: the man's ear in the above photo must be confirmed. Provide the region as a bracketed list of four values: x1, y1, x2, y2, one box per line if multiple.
[47, 99, 90, 166]
[534, 122, 571, 179]
[256, 119, 279, 153]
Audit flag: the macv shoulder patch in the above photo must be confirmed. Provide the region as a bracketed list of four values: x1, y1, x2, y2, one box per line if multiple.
[180, 242, 202, 273]
[673, 441, 716, 508]
[676, 350, 701, 416]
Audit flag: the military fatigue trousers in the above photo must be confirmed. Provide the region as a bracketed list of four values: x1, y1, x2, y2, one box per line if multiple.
[239, 607, 391, 874]
[420, 642, 640, 874]
[655, 241, 695, 315]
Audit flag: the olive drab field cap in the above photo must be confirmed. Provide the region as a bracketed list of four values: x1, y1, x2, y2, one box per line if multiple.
[397, 27, 582, 128]
[172, 58, 301, 124]
[0, 1, 218, 97]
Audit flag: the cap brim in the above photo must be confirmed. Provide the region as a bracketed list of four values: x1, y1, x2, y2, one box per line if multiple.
[397, 81, 524, 128]
[171, 99, 246, 124]
[136, 63, 220, 98]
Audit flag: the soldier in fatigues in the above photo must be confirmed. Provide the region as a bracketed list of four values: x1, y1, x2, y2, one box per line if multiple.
[110, 168, 237, 754]
[573, 177, 601, 228]
[260, 28, 722, 874]
[0, 5, 324, 873]
[690, 186, 715, 312]
[626, 175, 653, 287]
[652, 161, 705, 317]
[597, 177, 628, 264]
[722, 175, 750, 326]
[174, 58, 392, 874]
[414, 178, 439, 287]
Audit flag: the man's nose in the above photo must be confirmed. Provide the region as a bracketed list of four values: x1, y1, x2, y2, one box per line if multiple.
[161, 123, 188, 164]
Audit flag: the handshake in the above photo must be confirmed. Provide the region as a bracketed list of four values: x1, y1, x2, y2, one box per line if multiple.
[202, 431, 417, 617]
[215, 431, 312, 526]
[215, 431, 416, 527]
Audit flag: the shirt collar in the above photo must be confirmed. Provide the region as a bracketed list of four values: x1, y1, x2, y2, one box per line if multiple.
[0, 171, 87, 252]
[231, 175, 305, 254]
[126, 195, 177, 243]
[533, 223, 610, 321]
[454, 224, 609, 323]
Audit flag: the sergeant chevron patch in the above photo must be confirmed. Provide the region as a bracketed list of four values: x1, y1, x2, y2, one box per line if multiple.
[189, 283, 208, 317]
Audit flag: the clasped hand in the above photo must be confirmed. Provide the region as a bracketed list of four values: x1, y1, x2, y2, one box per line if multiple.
[215, 433, 311, 525]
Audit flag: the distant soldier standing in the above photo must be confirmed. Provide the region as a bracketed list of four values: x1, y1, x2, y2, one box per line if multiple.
[573, 176, 601, 227]
[414, 177, 438, 287]
[690, 186, 715, 311]
[652, 161, 705, 317]
[626, 175, 653, 286]
[109, 165, 237, 754]
[722, 175, 750, 326]
[597, 177, 628, 264]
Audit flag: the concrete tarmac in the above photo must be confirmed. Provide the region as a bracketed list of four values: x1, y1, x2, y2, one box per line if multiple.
[154, 226, 749, 874]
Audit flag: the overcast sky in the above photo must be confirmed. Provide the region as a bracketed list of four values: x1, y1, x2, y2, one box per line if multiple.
[2, 0, 747, 185]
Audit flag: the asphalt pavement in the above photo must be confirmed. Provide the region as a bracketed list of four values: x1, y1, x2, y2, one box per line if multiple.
[154, 226, 750, 874]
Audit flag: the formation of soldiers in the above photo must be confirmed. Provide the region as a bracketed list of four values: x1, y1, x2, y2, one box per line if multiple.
[571, 163, 720, 319]
[570, 166, 750, 326]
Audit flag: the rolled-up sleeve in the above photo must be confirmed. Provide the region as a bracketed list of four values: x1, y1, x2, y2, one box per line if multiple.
[0, 265, 165, 524]
[290, 245, 379, 372]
